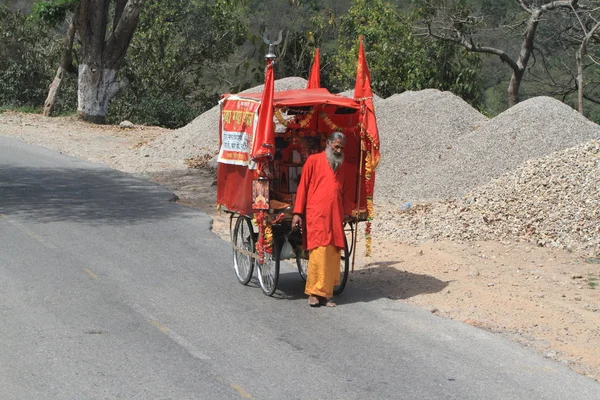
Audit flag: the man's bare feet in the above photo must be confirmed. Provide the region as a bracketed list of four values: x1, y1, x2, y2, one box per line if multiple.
[308, 295, 320, 307]
[318, 296, 336, 307]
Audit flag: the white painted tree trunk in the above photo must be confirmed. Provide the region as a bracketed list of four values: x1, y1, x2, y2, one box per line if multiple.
[77, 64, 126, 123]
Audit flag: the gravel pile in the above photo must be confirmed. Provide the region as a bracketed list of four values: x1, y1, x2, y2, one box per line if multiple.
[375, 89, 488, 203]
[136, 77, 308, 171]
[374, 140, 600, 253]
[375, 96, 600, 204]
[432, 96, 600, 201]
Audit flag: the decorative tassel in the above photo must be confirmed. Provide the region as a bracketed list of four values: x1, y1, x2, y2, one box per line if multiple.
[365, 221, 372, 257]
[365, 197, 374, 257]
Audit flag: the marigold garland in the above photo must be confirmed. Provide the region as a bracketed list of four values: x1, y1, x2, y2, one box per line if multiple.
[319, 112, 344, 132]
[364, 150, 373, 180]
[264, 223, 273, 253]
[275, 108, 314, 129]
[360, 125, 380, 169]
[253, 211, 273, 264]
[357, 122, 378, 257]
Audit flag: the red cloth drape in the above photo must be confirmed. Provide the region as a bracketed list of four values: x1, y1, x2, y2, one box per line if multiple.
[353, 36, 380, 167]
[306, 48, 321, 89]
[251, 60, 275, 161]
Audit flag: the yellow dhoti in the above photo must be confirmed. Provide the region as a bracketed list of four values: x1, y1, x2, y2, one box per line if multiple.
[305, 245, 341, 298]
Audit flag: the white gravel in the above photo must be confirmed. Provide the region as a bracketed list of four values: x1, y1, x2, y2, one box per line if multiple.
[374, 140, 600, 253]
[374, 89, 488, 203]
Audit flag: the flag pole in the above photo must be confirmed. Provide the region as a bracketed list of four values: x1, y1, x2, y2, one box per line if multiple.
[351, 129, 365, 272]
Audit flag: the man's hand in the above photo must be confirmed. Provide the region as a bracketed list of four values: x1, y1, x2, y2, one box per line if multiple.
[292, 214, 302, 231]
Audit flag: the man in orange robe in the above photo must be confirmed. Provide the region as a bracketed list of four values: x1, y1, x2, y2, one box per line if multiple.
[292, 132, 354, 307]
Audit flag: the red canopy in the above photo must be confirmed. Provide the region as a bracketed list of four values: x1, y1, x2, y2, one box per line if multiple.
[230, 88, 361, 109]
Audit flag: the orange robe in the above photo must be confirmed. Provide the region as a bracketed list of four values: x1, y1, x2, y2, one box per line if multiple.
[293, 152, 354, 250]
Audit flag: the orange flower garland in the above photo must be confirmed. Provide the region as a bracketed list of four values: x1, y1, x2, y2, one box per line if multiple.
[275, 108, 314, 129]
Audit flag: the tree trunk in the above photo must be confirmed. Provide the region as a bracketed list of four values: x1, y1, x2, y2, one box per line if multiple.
[77, 64, 126, 123]
[575, 20, 600, 114]
[76, 0, 143, 123]
[43, 67, 67, 117]
[43, 11, 77, 117]
[577, 45, 585, 114]
[507, 71, 523, 108]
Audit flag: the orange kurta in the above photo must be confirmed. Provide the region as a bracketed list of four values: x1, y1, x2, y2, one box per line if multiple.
[293, 152, 354, 251]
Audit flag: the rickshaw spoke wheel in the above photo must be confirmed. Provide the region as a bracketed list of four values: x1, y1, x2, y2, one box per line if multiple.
[257, 242, 280, 296]
[334, 235, 350, 295]
[232, 216, 255, 285]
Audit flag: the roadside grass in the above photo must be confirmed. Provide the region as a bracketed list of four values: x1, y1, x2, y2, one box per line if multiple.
[587, 274, 598, 289]
[583, 257, 599, 289]
[0, 105, 77, 117]
[0, 105, 40, 114]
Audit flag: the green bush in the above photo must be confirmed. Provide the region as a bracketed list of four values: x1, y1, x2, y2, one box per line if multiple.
[108, 91, 199, 129]
[0, 7, 54, 107]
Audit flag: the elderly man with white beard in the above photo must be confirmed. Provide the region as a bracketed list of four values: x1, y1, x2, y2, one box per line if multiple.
[292, 132, 355, 307]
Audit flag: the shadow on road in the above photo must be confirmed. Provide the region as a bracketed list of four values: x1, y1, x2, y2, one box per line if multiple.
[0, 166, 194, 225]
[272, 260, 448, 305]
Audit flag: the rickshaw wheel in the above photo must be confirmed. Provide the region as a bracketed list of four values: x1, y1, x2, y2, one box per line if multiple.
[257, 239, 280, 296]
[334, 235, 350, 295]
[232, 216, 255, 285]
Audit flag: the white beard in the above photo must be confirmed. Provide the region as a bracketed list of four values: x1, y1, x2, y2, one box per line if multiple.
[325, 146, 344, 171]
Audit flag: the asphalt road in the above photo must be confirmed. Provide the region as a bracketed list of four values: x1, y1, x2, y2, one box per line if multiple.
[1, 136, 599, 400]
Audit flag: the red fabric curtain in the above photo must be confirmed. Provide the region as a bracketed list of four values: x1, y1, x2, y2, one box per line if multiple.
[353, 36, 380, 168]
[251, 60, 276, 161]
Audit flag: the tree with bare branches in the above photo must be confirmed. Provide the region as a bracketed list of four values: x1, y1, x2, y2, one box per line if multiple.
[417, 0, 582, 108]
[570, 2, 600, 113]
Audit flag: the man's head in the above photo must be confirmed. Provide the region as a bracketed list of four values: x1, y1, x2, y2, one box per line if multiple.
[325, 132, 346, 171]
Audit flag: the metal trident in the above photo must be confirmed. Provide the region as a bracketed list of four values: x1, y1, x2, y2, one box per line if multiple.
[263, 30, 283, 60]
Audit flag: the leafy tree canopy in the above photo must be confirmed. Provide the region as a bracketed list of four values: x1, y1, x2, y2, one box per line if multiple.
[331, 0, 482, 104]
[108, 0, 248, 127]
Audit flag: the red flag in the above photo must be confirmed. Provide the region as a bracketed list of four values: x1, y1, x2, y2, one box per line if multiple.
[353, 36, 380, 167]
[306, 48, 321, 89]
[252, 60, 275, 161]
[353, 36, 380, 257]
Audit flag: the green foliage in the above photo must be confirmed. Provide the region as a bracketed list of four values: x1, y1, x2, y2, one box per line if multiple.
[234, 0, 338, 90]
[31, 0, 77, 24]
[108, 0, 247, 128]
[330, 0, 483, 105]
[108, 91, 198, 128]
[0, 7, 53, 107]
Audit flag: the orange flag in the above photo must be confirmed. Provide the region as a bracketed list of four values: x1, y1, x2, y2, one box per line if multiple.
[353, 36, 380, 257]
[252, 60, 275, 161]
[306, 48, 321, 89]
[353, 36, 380, 167]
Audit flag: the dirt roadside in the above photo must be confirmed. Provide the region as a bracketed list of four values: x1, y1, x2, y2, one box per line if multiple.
[1, 111, 598, 382]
